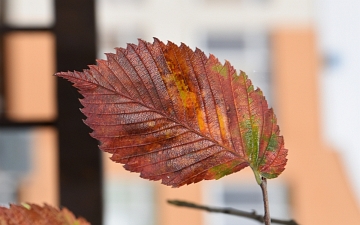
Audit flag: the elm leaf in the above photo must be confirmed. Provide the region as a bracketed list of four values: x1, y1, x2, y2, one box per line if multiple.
[56, 38, 287, 187]
[0, 203, 90, 225]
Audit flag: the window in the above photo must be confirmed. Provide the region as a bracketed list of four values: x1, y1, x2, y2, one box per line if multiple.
[203, 31, 272, 104]
[203, 181, 290, 225]
[0, 128, 31, 205]
[103, 178, 155, 225]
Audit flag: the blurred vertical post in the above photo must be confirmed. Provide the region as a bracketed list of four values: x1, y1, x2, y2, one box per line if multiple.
[55, 0, 103, 224]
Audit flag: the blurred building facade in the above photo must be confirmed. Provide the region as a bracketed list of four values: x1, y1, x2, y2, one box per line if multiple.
[0, 0, 359, 225]
[98, 0, 360, 224]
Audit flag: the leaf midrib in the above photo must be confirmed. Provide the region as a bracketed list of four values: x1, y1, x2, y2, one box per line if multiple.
[67, 71, 242, 160]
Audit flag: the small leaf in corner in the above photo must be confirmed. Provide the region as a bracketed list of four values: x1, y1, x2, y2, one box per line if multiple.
[0, 203, 90, 225]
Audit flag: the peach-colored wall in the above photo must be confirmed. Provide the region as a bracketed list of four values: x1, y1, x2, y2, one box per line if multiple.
[272, 28, 360, 224]
[156, 183, 203, 225]
[4, 32, 56, 121]
[18, 127, 58, 206]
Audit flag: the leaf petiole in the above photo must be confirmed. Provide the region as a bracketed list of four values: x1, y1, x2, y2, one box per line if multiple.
[253, 169, 263, 185]
[260, 178, 271, 225]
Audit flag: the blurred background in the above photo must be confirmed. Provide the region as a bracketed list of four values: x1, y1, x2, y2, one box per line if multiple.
[0, 0, 359, 224]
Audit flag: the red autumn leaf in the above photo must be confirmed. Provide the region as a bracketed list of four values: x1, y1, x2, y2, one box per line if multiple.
[56, 38, 287, 187]
[0, 203, 90, 225]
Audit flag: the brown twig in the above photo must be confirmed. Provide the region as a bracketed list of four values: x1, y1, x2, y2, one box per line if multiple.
[167, 199, 299, 225]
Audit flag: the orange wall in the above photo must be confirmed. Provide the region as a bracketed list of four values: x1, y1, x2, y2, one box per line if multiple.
[4, 32, 56, 121]
[19, 127, 58, 206]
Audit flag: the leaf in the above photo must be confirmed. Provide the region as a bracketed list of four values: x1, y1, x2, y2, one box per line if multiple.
[0, 203, 90, 225]
[56, 38, 287, 187]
